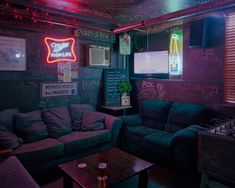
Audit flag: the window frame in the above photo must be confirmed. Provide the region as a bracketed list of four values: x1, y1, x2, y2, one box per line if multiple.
[224, 11, 235, 106]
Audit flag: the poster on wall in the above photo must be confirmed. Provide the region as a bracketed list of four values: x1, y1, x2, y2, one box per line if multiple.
[119, 34, 131, 55]
[41, 82, 77, 98]
[0, 36, 26, 71]
[58, 62, 72, 82]
[71, 62, 78, 79]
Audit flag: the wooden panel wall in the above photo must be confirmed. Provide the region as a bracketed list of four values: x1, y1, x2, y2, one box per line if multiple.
[0, 19, 118, 112]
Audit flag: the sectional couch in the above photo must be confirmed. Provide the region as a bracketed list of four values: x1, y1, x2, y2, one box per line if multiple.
[0, 104, 122, 174]
[120, 99, 208, 171]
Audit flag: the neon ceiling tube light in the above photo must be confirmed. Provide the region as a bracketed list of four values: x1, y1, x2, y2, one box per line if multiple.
[45, 37, 77, 63]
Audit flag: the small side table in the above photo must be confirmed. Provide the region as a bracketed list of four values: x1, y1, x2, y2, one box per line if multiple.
[100, 105, 132, 116]
[198, 124, 235, 188]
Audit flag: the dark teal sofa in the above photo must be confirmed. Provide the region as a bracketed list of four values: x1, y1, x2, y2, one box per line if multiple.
[120, 99, 208, 171]
[0, 104, 122, 174]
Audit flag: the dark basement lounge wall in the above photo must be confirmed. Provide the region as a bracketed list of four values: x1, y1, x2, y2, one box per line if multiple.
[131, 18, 224, 111]
[0, 21, 118, 112]
[0, 13, 227, 113]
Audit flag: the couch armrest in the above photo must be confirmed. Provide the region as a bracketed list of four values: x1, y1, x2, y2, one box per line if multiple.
[0, 156, 40, 188]
[171, 125, 206, 171]
[99, 112, 123, 145]
[119, 114, 143, 127]
[0, 148, 13, 161]
[172, 125, 206, 145]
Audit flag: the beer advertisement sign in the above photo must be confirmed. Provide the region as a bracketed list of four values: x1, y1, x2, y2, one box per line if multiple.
[45, 37, 77, 63]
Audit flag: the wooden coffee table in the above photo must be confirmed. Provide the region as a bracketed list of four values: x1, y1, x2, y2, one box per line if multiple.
[58, 147, 154, 188]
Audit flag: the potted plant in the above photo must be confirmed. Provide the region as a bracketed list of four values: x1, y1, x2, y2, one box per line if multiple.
[118, 80, 132, 106]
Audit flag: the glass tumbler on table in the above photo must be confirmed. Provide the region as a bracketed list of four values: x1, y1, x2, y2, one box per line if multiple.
[97, 162, 107, 181]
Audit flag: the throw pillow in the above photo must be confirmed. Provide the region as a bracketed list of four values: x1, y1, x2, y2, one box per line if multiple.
[15, 110, 49, 143]
[140, 100, 172, 130]
[70, 104, 95, 131]
[43, 107, 72, 138]
[81, 111, 105, 131]
[0, 108, 19, 132]
[0, 128, 23, 149]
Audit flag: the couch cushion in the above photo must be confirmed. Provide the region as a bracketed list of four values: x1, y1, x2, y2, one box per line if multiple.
[43, 107, 72, 138]
[81, 111, 105, 131]
[0, 128, 23, 149]
[70, 104, 95, 131]
[126, 126, 157, 137]
[140, 100, 172, 130]
[142, 116, 167, 131]
[0, 156, 40, 188]
[15, 110, 49, 143]
[13, 138, 64, 164]
[58, 129, 111, 152]
[124, 126, 156, 143]
[0, 108, 19, 132]
[140, 130, 174, 158]
[165, 102, 207, 133]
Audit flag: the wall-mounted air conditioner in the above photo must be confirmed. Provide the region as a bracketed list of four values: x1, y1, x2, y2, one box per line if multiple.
[87, 45, 111, 67]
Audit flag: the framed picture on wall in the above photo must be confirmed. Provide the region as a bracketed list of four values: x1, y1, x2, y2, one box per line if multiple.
[0, 36, 26, 71]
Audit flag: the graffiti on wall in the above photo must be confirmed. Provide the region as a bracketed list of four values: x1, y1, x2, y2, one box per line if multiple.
[135, 79, 222, 108]
[136, 80, 168, 100]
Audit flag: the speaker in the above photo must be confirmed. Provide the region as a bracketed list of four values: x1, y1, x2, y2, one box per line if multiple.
[189, 16, 224, 48]
[189, 19, 206, 47]
[205, 16, 225, 47]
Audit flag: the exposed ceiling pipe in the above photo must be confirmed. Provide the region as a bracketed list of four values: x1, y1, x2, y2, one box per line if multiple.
[38, 19, 112, 33]
[113, 0, 235, 34]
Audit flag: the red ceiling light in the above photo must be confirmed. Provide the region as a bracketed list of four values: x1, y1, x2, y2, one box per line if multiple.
[4, 3, 10, 7]
[45, 37, 77, 63]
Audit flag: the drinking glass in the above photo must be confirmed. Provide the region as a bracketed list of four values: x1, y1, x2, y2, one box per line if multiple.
[97, 162, 107, 181]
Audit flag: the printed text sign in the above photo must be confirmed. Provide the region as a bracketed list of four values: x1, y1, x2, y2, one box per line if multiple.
[41, 82, 77, 98]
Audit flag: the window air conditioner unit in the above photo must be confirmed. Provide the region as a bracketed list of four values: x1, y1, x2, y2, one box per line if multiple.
[87, 45, 111, 67]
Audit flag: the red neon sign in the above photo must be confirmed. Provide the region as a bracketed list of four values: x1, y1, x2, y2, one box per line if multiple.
[45, 37, 77, 63]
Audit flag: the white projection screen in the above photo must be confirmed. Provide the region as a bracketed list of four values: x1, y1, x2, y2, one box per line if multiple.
[134, 50, 169, 74]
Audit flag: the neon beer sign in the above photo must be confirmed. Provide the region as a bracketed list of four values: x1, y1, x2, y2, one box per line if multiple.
[169, 31, 183, 76]
[45, 37, 77, 63]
